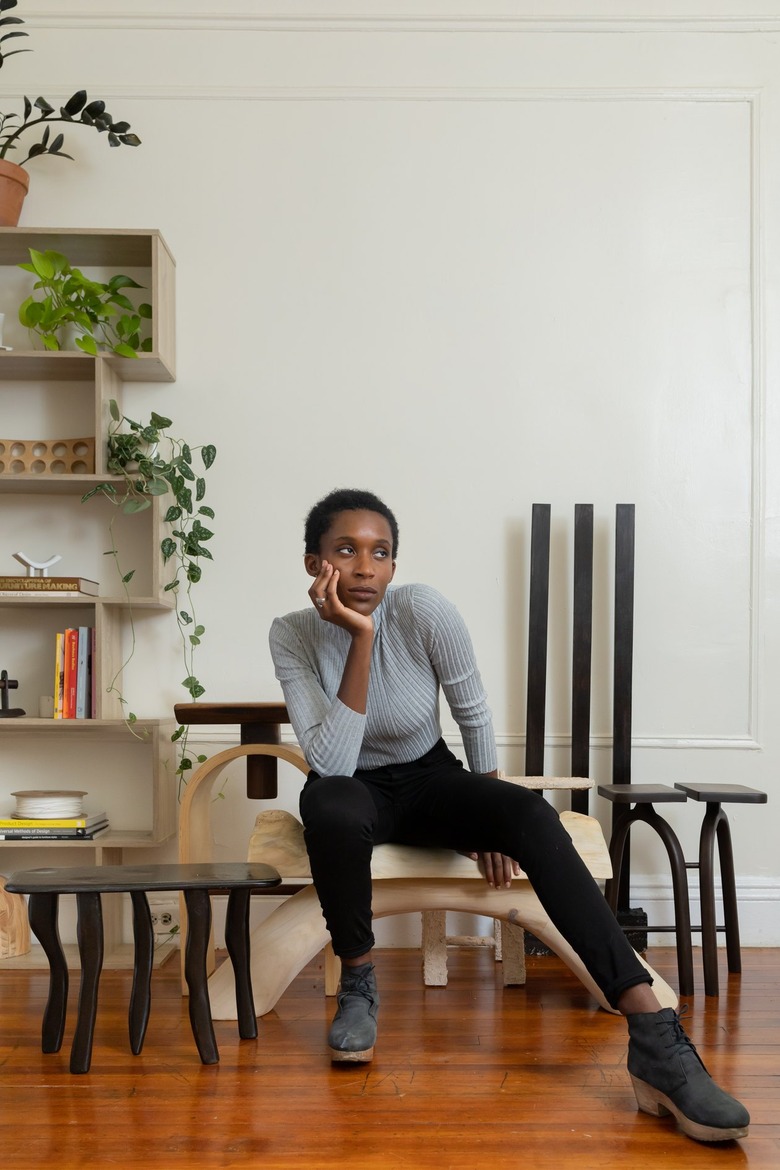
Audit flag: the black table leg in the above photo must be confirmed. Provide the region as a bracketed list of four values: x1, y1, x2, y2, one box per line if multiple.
[226, 887, 258, 1040]
[182, 888, 219, 1064]
[72, 891, 104, 1074]
[129, 890, 154, 1054]
[27, 892, 67, 1054]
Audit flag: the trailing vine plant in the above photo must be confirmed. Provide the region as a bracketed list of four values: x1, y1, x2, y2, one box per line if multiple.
[82, 401, 216, 794]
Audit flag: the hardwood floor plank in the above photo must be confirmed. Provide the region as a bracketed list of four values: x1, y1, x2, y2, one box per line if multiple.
[0, 947, 776, 1169]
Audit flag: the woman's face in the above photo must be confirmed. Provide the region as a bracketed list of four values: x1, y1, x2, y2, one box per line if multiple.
[305, 509, 396, 616]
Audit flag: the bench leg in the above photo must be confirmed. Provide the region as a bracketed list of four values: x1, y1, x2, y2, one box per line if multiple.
[500, 920, 527, 986]
[72, 891, 104, 1074]
[422, 910, 448, 986]
[27, 892, 67, 1054]
[183, 889, 219, 1064]
[129, 891, 154, 1054]
[225, 887, 257, 1040]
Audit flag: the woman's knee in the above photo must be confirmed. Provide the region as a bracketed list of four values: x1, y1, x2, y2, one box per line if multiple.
[300, 775, 376, 843]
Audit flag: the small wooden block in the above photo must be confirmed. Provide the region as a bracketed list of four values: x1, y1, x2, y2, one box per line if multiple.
[0, 437, 95, 475]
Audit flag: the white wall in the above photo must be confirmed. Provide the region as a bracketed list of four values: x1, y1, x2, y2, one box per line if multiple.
[2, 1, 780, 947]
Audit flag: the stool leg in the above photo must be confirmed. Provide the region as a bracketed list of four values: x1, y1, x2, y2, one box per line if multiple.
[604, 809, 634, 913]
[638, 805, 695, 998]
[27, 892, 68, 1054]
[183, 888, 219, 1064]
[699, 803, 721, 996]
[72, 891, 104, 1074]
[129, 891, 154, 1054]
[225, 888, 258, 1040]
[716, 811, 742, 975]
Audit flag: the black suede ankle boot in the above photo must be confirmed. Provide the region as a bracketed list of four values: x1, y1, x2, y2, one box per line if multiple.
[627, 1008, 749, 1142]
[327, 962, 379, 1063]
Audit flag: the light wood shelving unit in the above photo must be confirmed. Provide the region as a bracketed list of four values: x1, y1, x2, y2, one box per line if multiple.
[0, 228, 179, 968]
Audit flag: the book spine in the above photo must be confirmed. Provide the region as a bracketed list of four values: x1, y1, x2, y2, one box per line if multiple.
[54, 631, 64, 719]
[0, 818, 99, 829]
[0, 826, 89, 836]
[0, 590, 89, 598]
[0, 577, 98, 594]
[90, 627, 96, 718]
[76, 626, 89, 719]
[0, 828, 109, 841]
[62, 628, 78, 719]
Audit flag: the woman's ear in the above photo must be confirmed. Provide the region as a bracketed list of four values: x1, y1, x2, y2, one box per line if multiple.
[304, 553, 320, 578]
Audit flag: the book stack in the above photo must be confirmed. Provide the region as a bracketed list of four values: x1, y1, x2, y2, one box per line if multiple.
[53, 626, 96, 719]
[1, 790, 109, 841]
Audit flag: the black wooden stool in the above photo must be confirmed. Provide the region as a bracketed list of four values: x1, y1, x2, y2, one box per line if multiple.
[597, 783, 694, 996]
[5, 862, 281, 1073]
[673, 782, 767, 996]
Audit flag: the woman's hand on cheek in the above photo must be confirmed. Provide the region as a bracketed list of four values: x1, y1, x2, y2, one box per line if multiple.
[309, 563, 374, 637]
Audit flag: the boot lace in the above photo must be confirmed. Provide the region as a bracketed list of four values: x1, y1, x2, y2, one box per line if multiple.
[339, 967, 376, 1003]
[660, 1005, 708, 1071]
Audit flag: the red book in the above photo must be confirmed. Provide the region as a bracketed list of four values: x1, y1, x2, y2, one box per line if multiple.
[62, 628, 79, 719]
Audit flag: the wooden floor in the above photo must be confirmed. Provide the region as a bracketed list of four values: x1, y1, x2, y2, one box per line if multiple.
[0, 945, 777, 1170]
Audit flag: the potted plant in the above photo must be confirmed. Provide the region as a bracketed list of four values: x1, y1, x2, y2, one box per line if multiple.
[82, 402, 217, 792]
[0, 0, 141, 226]
[17, 247, 152, 357]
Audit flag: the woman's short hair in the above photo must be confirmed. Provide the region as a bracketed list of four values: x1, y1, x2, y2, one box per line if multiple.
[304, 488, 399, 558]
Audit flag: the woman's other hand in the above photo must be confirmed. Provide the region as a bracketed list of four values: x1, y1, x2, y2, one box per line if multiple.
[463, 851, 522, 889]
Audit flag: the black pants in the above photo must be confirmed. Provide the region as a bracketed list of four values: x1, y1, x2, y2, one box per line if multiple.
[300, 739, 651, 1009]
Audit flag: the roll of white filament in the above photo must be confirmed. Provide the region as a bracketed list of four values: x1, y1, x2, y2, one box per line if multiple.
[11, 790, 88, 819]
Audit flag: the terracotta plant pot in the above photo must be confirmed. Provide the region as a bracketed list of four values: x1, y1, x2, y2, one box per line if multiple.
[0, 158, 30, 227]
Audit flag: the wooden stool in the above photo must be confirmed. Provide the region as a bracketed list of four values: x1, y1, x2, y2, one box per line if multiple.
[674, 782, 768, 996]
[5, 862, 280, 1073]
[597, 783, 694, 996]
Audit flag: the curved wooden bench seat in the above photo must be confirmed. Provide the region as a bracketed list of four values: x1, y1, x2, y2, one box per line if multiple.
[178, 743, 678, 1021]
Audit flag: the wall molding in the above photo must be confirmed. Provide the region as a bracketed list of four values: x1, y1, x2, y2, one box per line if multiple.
[633, 877, 780, 947]
[183, 728, 763, 752]
[21, 12, 780, 36]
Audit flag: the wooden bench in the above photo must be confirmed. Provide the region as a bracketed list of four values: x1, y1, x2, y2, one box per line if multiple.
[178, 741, 678, 1022]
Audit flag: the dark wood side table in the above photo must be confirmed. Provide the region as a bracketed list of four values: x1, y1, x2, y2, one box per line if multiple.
[597, 783, 694, 996]
[174, 702, 290, 799]
[673, 782, 768, 996]
[5, 861, 281, 1073]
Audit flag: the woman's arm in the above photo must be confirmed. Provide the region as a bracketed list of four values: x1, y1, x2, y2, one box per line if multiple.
[411, 585, 498, 774]
[270, 562, 378, 776]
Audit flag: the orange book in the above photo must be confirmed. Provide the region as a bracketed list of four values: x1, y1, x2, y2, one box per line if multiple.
[53, 631, 64, 719]
[62, 628, 79, 719]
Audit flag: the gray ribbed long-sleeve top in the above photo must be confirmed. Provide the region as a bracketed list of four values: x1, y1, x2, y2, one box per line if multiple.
[269, 582, 497, 778]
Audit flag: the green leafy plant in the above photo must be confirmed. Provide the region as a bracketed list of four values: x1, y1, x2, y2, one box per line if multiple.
[82, 402, 217, 792]
[18, 248, 152, 357]
[0, 1, 140, 167]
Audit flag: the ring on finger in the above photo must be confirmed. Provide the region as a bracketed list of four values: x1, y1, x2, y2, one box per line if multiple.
[315, 597, 326, 609]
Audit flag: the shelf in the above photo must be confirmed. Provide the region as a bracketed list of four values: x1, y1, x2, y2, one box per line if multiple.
[0, 350, 174, 383]
[0, 472, 123, 496]
[0, 227, 176, 380]
[0, 594, 175, 610]
[0, 717, 171, 735]
[0, 227, 169, 268]
[1, 228, 179, 961]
